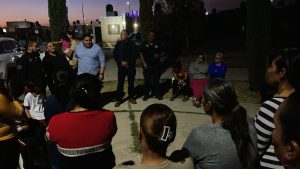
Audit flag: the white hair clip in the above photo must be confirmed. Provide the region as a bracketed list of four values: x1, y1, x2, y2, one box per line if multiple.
[160, 126, 172, 142]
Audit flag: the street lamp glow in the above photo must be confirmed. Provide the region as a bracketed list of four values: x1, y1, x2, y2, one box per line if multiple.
[205, 12, 209, 16]
[3, 28, 7, 33]
[126, 1, 131, 13]
[133, 23, 138, 28]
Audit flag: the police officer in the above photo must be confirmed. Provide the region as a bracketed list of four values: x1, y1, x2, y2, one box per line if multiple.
[17, 40, 46, 96]
[113, 30, 138, 107]
[140, 30, 163, 101]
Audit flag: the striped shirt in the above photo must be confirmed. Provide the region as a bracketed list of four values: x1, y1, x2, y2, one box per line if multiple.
[255, 97, 285, 169]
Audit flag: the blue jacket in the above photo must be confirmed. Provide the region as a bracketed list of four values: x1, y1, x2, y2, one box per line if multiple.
[208, 62, 227, 79]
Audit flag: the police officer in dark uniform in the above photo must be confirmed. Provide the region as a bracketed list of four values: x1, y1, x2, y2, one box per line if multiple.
[17, 40, 46, 96]
[113, 30, 138, 107]
[140, 30, 163, 101]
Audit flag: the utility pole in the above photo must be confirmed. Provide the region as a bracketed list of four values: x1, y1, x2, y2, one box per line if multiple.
[82, 0, 86, 33]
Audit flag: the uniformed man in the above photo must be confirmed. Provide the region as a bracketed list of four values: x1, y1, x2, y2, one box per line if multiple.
[140, 30, 163, 101]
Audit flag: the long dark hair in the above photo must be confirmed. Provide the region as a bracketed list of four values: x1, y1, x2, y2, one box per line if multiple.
[54, 69, 74, 107]
[270, 48, 300, 88]
[140, 104, 177, 157]
[203, 79, 252, 168]
[69, 73, 102, 110]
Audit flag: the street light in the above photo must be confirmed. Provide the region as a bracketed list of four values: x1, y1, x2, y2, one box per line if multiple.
[126, 1, 130, 13]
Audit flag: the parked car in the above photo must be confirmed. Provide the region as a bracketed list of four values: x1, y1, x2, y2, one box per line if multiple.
[0, 37, 24, 97]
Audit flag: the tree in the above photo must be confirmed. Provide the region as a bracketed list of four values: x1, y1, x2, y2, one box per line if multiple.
[48, 0, 69, 41]
[139, 0, 154, 40]
[166, 0, 205, 54]
[246, 0, 271, 91]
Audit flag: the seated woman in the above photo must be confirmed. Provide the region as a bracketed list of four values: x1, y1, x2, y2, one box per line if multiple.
[273, 90, 300, 169]
[47, 73, 117, 169]
[170, 79, 257, 169]
[188, 53, 209, 107]
[208, 52, 227, 79]
[170, 61, 191, 101]
[114, 103, 194, 169]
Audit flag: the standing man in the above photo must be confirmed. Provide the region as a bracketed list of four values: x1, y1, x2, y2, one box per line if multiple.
[72, 33, 105, 80]
[140, 30, 163, 101]
[17, 40, 45, 95]
[113, 30, 138, 107]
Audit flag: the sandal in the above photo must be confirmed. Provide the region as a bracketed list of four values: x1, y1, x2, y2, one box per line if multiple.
[170, 95, 176, 101]
[182, 96, 189, 102]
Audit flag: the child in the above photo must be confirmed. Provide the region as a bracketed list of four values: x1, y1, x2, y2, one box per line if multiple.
[21, 82, 50, 168]
[53, 34, 71, 54]
[208, 52, 227, 79]
[23, 82, 46, 126]
[61, 35, 71, 54]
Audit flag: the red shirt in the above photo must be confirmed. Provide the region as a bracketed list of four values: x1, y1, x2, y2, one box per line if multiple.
[47, 110, 117, 152]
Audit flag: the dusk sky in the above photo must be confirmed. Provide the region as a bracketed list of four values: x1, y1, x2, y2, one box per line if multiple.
[0, 0, 242, 27]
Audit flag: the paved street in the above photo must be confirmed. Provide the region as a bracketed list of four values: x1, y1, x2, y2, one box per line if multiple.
[18, 48, 260, 167]
[106, 98, 259, 164]
[100, 48, 260, 164]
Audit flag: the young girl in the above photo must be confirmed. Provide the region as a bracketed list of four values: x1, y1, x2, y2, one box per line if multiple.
[23, 81, 46, 125]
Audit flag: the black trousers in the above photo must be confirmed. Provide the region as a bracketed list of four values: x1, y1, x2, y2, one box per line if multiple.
[0, 137, 20, 169]
[116, 66, 136, 101]
[143, 66, 161, 97]
[172, 79, 190, 96]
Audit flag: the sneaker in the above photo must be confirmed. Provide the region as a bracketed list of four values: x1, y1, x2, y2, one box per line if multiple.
[195, 101, 201, 107]
[191, 97, 197, 106]
[170, 95, 176, 101]
[129, 99, 137, 104]
[115, 101, 121, 107]
[143, 96, 149, 101]
[182, 96, 189, 102]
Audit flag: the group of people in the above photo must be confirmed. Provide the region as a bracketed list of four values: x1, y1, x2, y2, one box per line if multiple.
[169, 52, 227, 107]
[1, 28, 300, 169]
[113, 30, 164, 107]
[113, 29, 228, 108]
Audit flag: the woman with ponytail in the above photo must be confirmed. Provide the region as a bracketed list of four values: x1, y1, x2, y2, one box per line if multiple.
[173, 79, 257, 169]
[114, 104, 194, 169]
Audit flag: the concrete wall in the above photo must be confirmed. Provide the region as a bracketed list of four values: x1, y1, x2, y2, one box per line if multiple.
[6, 21, 33, 32]
[100, 16, 126, 44]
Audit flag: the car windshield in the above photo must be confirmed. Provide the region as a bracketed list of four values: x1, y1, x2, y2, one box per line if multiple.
[0, 40, 21, 54]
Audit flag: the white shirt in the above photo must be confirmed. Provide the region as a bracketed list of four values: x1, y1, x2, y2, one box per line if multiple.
[23, 92, 45, 120]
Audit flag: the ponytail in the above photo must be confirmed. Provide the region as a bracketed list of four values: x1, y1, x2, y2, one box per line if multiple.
[203, 79, 253, 168]
[222, 104, 252, 169]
